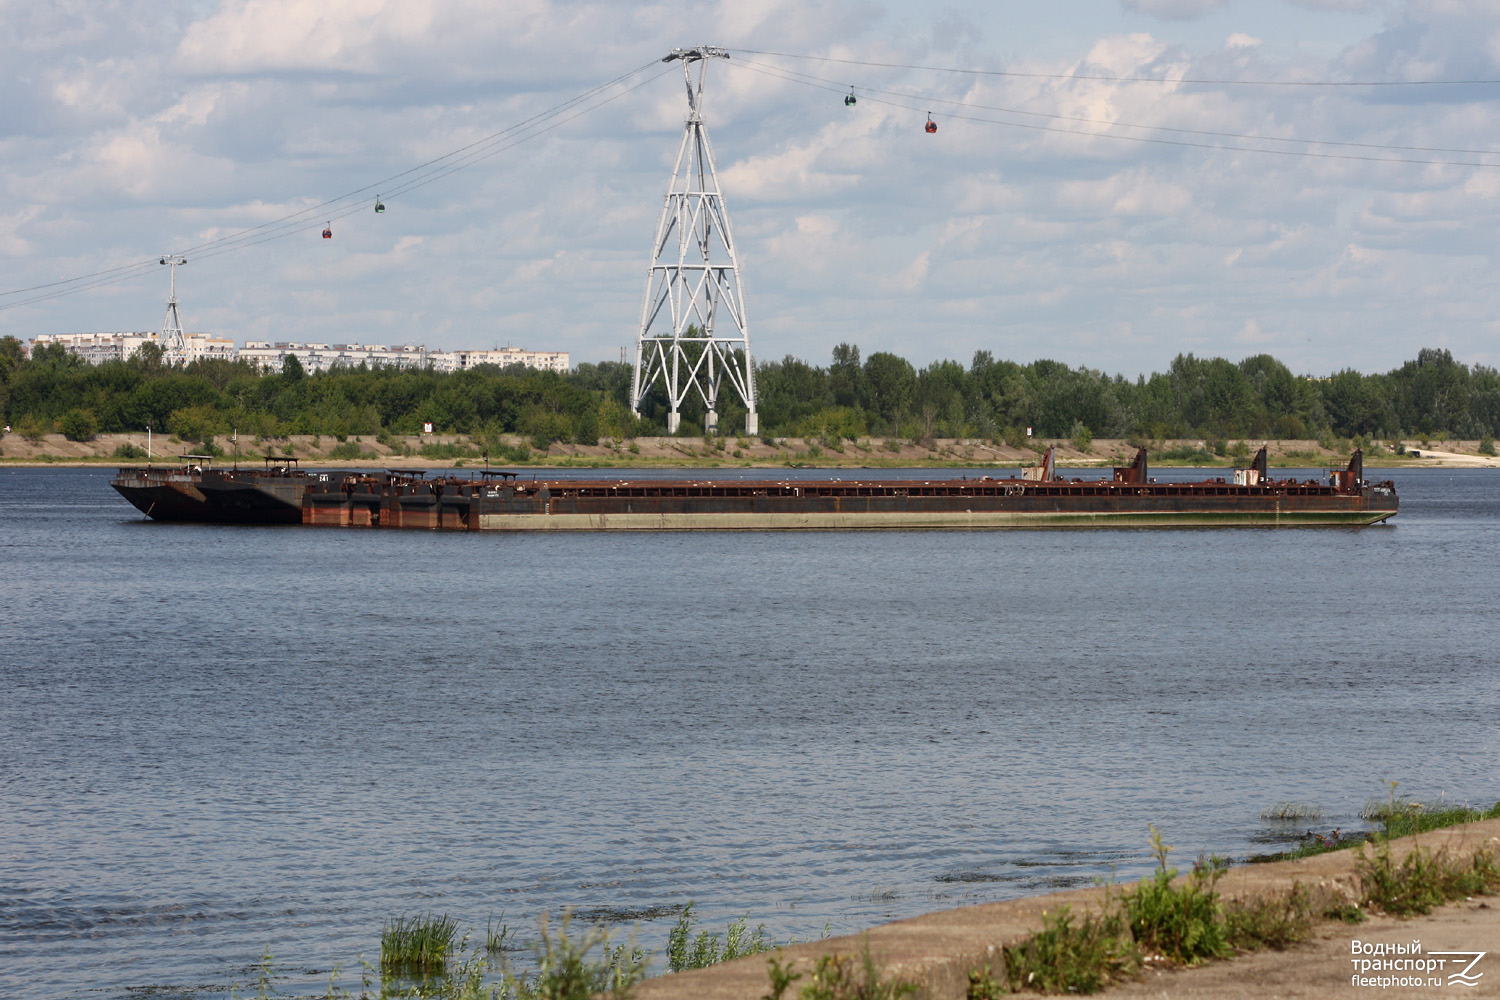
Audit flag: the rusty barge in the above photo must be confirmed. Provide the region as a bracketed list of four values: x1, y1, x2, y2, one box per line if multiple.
[111, 447, 1398, 529]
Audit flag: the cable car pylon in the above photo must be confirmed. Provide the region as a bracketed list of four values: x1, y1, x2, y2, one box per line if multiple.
[158, 255, 189, 365]
[630, 45, 757, 436]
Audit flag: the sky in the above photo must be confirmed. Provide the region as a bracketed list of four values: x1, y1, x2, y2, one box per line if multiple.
[3, 0, 1500, 377]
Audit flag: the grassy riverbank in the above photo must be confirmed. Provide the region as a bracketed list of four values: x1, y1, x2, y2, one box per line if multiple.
[643, 807, 1500, 1000]
[235, 796, 1499, 999]
[3, 432, 1496, 470]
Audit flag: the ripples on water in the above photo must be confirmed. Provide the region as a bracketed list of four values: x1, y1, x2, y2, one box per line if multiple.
[1, 466, 1496, 998]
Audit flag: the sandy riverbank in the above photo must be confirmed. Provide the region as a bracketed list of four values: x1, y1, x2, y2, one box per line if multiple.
[633, 819, 1500, 1000]
[1, 433, 1495, 469]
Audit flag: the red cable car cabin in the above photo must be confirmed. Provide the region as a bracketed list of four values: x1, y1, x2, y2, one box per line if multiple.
[925, 117, 937, 134]
[322, 223, 332, 239]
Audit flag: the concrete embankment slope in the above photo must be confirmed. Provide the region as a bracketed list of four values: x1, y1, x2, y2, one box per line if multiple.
[635, 819, 1500, 1000]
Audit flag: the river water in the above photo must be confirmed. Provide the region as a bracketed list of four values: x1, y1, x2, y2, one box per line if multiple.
[1, 465, 1495, 999]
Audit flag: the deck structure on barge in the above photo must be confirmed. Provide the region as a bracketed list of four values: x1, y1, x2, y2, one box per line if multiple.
[112, 447, 1398, 529]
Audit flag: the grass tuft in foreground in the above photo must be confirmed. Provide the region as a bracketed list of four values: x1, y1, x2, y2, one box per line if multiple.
[764, 938, 917, 1000]
[665, 901, 773, 972]
[1223, 884, 1313, 951]
[986, 906, 1139, 996]
[1357, 843, 1500, 917]
[382, 913, 459, 977]
[1122, 828, 1232, 965]
[502, 911, 647, 1000]
[486, 912, 515, 954]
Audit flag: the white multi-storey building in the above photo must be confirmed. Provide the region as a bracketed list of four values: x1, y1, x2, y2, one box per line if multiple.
[27, 334, 569, 374]
[238, 342, 433, 373]
[239, 343, 569, 374]
[439, 347, 570, 374]
[29, 332, 235, 364]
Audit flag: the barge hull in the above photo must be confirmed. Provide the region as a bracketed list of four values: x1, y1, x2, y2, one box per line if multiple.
[476, 508, 1392, 530]
[195, 479, 305, 524]
[116, 447, 1398, 531]
[113, 481, 212, 521]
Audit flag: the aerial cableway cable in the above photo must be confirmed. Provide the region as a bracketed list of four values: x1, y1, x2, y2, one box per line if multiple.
[728, 58, 1500, 169]
[737, 57, 1500, 159]
[182, 64, 674, 268]
[0, 59, 665, 311]
[12, 48, 1500, 314]
[179, 61, 669, 262]
[735, 48, 1500, 88]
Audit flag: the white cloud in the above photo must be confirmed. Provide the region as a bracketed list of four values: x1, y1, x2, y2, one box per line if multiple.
[719, 122, 868, 201]
[51, 61, 136, 117]
[1285, 0, 1383, 11]
[1234, 317, 1271, 343]
[888, 250, 930, 292]
[176, 0, 458, 75]
[1055, 170, 1193, 218]
[1120, 0, 1230, 23]
[0, 206, 42, 256]
[7, 0, 1500, 376]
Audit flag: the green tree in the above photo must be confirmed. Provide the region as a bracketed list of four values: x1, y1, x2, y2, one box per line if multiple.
[128, 340, 164, 373]
[915, 359, 969, 436]
[828, 343, 862, 408]
[861, 351, 916, 429]
[0, 335, 21, 420]
[1168, 354, 1253, 434]
[59, 408, 99, 442]
[1396, 347, 1469, 436]
[755, 355, 830, 431]
[1238, 353, 1301, 435]
[1322, 369, 1390, 437]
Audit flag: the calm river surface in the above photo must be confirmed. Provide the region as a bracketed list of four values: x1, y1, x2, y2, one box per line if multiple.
[1, 465, 1495, 999]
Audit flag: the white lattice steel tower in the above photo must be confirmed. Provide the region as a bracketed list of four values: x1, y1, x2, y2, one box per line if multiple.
[159, 255, 188, 365]
[631, 46, 757, 435]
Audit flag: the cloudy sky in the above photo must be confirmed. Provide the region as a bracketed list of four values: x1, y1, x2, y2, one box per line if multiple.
[3, 0, 1499, 377]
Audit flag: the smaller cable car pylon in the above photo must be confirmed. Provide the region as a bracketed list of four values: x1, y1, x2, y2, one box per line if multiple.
[158, 255, 189, 365]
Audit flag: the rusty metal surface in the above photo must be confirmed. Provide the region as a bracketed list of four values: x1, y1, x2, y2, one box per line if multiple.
[114, 449, 1400, 529]
[1112, 446, 1149, 485]
[297, 466, 1398, 529]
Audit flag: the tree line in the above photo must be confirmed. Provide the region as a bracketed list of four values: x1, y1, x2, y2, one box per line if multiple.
[2, 335, 1497, 448]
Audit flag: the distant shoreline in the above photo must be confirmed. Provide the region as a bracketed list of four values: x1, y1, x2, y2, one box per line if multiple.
[2, 432, 1497, 470]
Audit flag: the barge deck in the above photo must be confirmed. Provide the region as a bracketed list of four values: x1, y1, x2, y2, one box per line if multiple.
[112, 447, 1398, 530]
